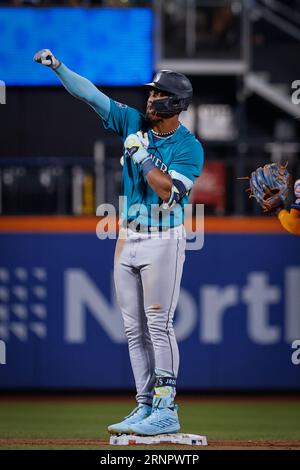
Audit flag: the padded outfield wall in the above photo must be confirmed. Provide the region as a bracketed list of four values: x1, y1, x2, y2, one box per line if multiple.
[0, 217, 299, 390]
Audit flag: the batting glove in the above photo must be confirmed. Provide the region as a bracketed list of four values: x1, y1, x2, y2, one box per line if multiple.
[124, 132, 149, 164]
[136, 130, 149, 149]
[33, 49, 61, 70]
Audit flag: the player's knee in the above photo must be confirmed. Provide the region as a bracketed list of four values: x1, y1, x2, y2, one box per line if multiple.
[145, 306, 173, 324]
[145, 303, 161, 313]
[144, 304, 170, 320]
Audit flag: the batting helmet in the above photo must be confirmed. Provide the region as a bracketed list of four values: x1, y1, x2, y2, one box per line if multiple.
[145, 70, 193, 115]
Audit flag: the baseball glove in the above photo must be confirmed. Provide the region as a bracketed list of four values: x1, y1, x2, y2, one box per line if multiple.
[247, 162, 291, 212]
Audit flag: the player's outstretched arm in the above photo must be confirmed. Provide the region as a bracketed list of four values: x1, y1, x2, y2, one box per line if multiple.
[33, 49, 110, 121]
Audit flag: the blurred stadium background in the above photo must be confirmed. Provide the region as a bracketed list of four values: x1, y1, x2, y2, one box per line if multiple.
[0, 0, 300, 449]
[0, 0, 300, 450]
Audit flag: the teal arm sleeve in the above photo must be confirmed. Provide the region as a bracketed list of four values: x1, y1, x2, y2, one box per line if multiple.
[54, 63, 110, 121]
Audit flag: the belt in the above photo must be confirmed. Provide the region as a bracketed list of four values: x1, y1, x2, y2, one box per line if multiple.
[122, 221, 170, 233]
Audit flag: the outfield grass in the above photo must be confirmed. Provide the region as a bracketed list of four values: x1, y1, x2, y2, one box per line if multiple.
[0, 400, 300, 449]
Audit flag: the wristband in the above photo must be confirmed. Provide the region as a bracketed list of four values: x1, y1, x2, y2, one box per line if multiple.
[141, 156, 156, 177]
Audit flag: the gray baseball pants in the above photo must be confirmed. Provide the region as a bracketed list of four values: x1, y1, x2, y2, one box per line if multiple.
[114, 225, 186, 405]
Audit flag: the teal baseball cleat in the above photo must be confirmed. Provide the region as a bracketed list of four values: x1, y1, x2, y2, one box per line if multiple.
[129, 405, 180, 436]
[107, 404, 152, 434]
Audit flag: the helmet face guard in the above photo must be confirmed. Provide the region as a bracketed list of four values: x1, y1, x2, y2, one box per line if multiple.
[145, 70, 193, 116]
[151, 95, 192, 116]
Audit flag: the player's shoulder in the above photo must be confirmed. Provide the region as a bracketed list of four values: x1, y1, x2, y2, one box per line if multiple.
[177, 124, 204, 154]
[110, 98, 144, 119]
[109, 98, 147, 135]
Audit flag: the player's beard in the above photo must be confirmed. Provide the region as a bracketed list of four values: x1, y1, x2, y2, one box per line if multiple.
[145, 105, 164, 125]
[146, 103, 178, 125]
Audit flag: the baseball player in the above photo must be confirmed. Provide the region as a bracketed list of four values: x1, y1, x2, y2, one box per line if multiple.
[34, 49, 204, 436]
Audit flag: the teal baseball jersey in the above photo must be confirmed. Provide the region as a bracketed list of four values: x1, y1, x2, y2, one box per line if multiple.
[103, 99, 204, 227]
